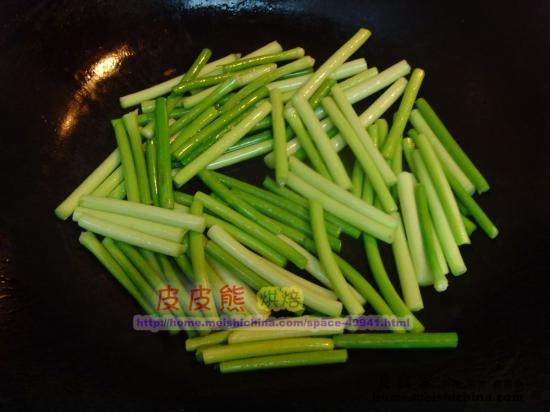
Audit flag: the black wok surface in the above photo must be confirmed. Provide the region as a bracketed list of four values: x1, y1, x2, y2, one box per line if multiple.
[1, 1, 548, 410]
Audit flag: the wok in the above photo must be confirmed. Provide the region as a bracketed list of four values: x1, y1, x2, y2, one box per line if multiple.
[0, 0, 548, 410]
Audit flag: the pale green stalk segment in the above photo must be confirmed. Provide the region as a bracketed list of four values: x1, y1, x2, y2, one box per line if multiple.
[228, 318, 344, 344]
[409, 110, 475, 194]
[390, 211, 424, 311]
[284, 104, 331, 178]
[329, 57, 367, 79]
[331, 85, 397, 187]
[344, 60, 411, 104]
[415, 184, 449, 291]
[186, 330, 232, 352]
[338, 67, 379, 90]
[145, 139, 159, 205]
[219, 349, 348, 373]
[73, 207, 185, 243]
[416, 98, 490, 193]
[413, 151, 466, 275]
[122, 111, 152, 204]
[321, 96, 398, 213]
[381, 68, 425, 159]
[76, 213, 184, 256]
[310, 200, 364, 316]
[79, 232, 156, 314]
[412, 115, 475, 195]
[292, 95, 351, 189]
[207, 226, 343, 317]
[209, 259, 270, 319]
[173, 101, 272, 187]
[358, 77, 408, 127]
[296, 28, 371, 99]
[415, 132, 470, 245]
[79, 195, 205, 231]
[244, 41, 283, 58]
[154, 98, 174, 208]
[289, 157, 396, 229]
[119, 54, 239, 108]
[285, 172, 395, 243]
[201, 337, 334, 364]
[271, 88, 288, 185]
[92, 166, 124, 197]
[396, 172, 433, 286]
[111, 119, 140, 202]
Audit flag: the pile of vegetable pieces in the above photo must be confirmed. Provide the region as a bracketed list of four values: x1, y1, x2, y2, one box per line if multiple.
[55, 28, 497, 373]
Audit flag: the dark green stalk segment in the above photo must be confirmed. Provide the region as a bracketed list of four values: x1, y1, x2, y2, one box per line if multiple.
[145, 139, 159, 206]
[462, 214, 477, 235]
[334, 333, 458, 349]
[334, 256, 404, 332]
[173, 86, 269, 161]
[204, 212, 287, 267]
[173, 69, 236, 95]
[169, 78, 237, 136]
[446, 172, 499, 238]
[199, 170, 280, 233]
[122, 111, 152, 204]
[233, 189, 341, 251]
[350, 161, 364, 198]
[262, 176, 361, 238]
[111, 119, 140, 203]
[173, 191, 194, 206]
[196, 192, 308, 269]
[205, 241, 270, 291]
[219, 349, 348, 373]
[173, 48, 212, 92]
[225, 129, 272, 153]
[189, 199, 207, 285]
[415, 98, 489, 193]
[249, 116, 272, 133]
[363, 236, 425, 333]
[309, 78, 336, 109]
[79, 232, 156, 315]
[221, 48, 305, 73]
[102, 237, 159, 313]
[211, 172, 341, 237]
[278, 67, 314, 80]
[170, 106, 220, 155]
[154, 98, 174, 209]
[221, 57, 314, 112]
[415, 184, 448, 290]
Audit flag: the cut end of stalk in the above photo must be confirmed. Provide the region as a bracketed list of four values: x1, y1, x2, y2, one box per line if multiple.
[434, 278, 449, 292]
